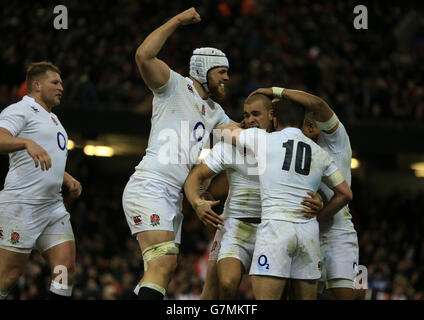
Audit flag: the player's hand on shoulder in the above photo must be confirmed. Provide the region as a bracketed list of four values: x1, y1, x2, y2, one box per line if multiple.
[25, 139, 52, 171]
[248, 87, 273, 99]
[175, 7, 201, 25]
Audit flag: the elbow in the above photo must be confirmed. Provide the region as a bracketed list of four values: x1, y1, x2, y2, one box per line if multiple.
[135, 48, 144, 65]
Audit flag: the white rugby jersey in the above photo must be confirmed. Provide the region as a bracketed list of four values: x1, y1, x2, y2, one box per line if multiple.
[134, 69, 230, 190]
[204, 141, 261, 219]
[239, 127, 342, 223]
[317, 122, 354, 231]
[0, 96, 68, 203]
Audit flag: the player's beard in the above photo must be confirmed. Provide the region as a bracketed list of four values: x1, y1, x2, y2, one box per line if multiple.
[208, 81, 227, 102]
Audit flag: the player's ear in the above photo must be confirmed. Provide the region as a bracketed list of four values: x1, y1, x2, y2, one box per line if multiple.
[273, 116, 278, 129]
[268, 109, 274, 121]
[32, 80, 41, 93]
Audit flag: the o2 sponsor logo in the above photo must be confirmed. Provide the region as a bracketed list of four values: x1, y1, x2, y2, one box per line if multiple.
[193, 121, 206, 142]
[258, 254, 270, 270]
[57, 132, 67, 150]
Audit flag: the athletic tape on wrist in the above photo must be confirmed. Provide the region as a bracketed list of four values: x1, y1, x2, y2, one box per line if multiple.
[272, 87, 285, 98]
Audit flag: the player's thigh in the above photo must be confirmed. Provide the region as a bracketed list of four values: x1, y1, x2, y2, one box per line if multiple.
[136, 230, 176, 252]
[36, 205, 75, 268]
[200, 260, 219, 300]
[291, 279, 318, 300]
[217, 218, 257, 274]
[251, 275, 287, 300]
[123, 176, 184, 247]
[320, 230, 359, 294]
[41, 240, 76, 273]
[291, 221, 321, 280]
[0, 202, 49, 254]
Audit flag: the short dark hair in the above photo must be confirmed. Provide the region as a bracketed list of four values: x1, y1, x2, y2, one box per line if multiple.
[244, 94, 273, 111]
[272, 98, 305, 128]
[26, 61, 61, 93]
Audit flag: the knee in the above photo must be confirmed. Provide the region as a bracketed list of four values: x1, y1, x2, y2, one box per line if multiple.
[219, 275, 240, 297]
[147, 255, 178, 277]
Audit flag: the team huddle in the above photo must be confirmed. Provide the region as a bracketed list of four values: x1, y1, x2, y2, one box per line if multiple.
[0, 8, 360, 300]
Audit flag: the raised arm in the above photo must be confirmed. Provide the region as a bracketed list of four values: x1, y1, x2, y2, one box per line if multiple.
[249, 87, 338, 133]
[184, 163, 224, 230]
[0, 127, 51, 171]
[135, 8, 201, 89]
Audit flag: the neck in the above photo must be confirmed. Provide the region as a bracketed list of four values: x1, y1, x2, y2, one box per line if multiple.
[276, 125, 298, 131]
[190, 77, 209, 100]
[28, 94, 51, 113]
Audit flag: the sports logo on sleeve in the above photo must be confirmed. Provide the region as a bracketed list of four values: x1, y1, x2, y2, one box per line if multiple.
[51, 116, 58, 126]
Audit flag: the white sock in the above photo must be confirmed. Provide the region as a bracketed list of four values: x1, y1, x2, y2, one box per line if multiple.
[50, 280, 73, 297]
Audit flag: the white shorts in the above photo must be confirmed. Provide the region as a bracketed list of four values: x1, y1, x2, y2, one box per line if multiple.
[122, 174, 184, 244]
[0, 201, 75, 254]
[250, 219, 321, 280]
[217, 218, 258, 272]
[319, 229, 359, 289]
[208, 228, 223, 261]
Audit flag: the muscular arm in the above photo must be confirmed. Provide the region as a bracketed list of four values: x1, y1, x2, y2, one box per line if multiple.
[249, 87, 338, 133]
[184, 163, 224, 229]
[0, 127, 29, 153]
[316, 180, 352, 222]
[0, 127, 51, 170]
[135, 8, 201, 89]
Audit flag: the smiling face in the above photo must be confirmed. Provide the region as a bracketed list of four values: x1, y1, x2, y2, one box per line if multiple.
[243, 98, 274, 132]
[207, 67, 229, 101]
[38, 70, 63, 109]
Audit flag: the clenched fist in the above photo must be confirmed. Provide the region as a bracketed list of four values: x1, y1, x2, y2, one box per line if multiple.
[174, 7, 201, 26]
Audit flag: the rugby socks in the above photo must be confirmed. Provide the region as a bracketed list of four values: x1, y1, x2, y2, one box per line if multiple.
[48, 280, 73, 300]
[135, 282, 165, 300]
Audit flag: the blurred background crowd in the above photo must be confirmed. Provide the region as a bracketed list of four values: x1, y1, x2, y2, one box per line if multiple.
[1, 0, 423, 300]
[1, 0, 423, 123]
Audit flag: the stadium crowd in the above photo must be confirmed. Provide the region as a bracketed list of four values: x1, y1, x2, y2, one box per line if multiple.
[0, 0, 423, 300]
[1, 1, 423, 123]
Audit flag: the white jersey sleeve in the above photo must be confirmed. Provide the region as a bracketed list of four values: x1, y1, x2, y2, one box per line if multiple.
[317, 121, 354, 231]
[0, 103, 28, 136]
[151, 68, 178, 98]
[204, 142, 227, 174]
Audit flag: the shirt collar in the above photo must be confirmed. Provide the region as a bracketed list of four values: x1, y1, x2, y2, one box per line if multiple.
[23, 95, 50, 113]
